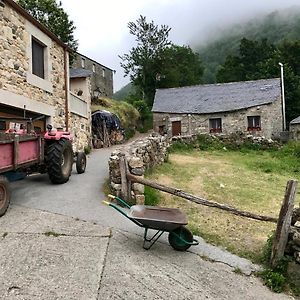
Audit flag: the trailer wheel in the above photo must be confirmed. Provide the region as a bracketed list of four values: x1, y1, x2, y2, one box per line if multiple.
[0, 176, 10, 217]
[76, 152, 86, 174]
[47, 139, 73, 184]
[168, 226, 193, 251]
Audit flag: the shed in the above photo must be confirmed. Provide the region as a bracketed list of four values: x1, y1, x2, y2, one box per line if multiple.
[152, 78, 283, 139]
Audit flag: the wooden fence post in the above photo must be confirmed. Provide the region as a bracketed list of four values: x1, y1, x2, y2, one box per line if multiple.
[119, 154, 131, 201]
[270, 179, 298, 267]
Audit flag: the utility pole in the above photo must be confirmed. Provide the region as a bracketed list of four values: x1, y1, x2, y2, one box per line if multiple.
[279, 62, 286, 131]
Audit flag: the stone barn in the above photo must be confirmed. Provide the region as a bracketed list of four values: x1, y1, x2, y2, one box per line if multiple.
[290, 116, 300, 140]
[152, 78, 283, 140]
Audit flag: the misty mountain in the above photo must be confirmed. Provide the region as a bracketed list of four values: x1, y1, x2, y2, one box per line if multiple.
[115, 6, 300, 98]
[196, 6, 300, 83]
[113, 83, 134, 100]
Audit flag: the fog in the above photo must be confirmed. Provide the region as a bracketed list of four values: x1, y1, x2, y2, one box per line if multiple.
[61, 0, 300, 92]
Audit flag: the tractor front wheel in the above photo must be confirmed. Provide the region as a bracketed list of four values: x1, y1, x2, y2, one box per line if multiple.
[0, 176, 11, 217]
[47, 139, 73, 184]
[76, 152, 87, 174]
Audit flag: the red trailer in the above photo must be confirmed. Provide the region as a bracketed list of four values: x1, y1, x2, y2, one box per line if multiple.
[0, 125, 86, 217]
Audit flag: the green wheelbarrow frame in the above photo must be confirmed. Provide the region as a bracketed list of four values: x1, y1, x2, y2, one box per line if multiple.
[103, 194, 199, 251]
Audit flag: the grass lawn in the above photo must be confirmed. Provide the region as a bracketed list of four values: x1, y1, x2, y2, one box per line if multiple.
[145, 144, 300, 262]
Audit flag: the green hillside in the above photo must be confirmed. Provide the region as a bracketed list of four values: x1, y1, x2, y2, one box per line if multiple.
[113, 83, 135, 100]
[196, 6, 300, 83]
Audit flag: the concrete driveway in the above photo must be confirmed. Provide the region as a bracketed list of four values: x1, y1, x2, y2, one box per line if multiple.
[2, 147, 294, 299]
[10, 147, 136, 231]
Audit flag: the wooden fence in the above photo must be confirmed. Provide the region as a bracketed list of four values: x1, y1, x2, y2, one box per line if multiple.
[120, 157, 298, 266]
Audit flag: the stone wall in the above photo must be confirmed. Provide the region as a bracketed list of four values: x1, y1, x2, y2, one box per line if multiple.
[70, 77, 92, 152]
[290, 123, 300, 141]
[72, 53, 113, 98]
[0, 2, 66, 127]
[153, 98, 282, 140]
[0, 1, 91, 152]
[108, 133, 169, 204]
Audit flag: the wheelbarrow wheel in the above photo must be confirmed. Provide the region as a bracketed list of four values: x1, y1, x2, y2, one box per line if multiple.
[168, 226, 193, 251]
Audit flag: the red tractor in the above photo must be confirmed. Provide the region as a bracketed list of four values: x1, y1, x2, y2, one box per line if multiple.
[0, 122, 87, 217]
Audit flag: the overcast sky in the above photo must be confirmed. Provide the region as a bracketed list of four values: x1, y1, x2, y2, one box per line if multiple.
[61, 0, 300, 92]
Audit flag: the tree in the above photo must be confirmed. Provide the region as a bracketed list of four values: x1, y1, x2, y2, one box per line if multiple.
[119, 15, 171, 107]
[120, 16, 204, 107]
[216, 37, 300, 125]
[216, 38, 278, 82]
[157, 45, 203, 88]
[18, 0, 78, 52]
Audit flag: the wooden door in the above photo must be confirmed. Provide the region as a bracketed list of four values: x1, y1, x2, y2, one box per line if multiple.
[172, 121, 181, 136]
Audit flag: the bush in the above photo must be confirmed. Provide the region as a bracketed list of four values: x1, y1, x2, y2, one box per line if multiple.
[84, 145, 91, 155]
[260, 269, 286, 293]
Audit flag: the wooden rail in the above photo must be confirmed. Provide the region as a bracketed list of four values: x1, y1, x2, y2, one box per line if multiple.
[126, 173, 278, 223]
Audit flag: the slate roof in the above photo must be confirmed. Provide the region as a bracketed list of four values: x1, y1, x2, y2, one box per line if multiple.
[152, 78, 281, 114]
[70, 68, 92, 79]
[290, 116, 300, 124]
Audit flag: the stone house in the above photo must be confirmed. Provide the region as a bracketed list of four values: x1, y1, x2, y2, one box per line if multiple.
[290, 116, 300, 140]
[72, 52, 114, 99]
[152, 78, 283, 140]
[0, 0, 91, 151]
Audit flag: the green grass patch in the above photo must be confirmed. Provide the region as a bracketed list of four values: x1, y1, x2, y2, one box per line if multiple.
[145, 139, 300, 263]
[144, 186, 160, 206]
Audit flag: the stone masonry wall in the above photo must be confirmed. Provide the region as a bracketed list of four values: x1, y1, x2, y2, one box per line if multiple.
[153, 98, 282, 140]
[0, 2, 91, 152]
[69, 78, 92, 152]
[72, 54, 113, 98]
[108, 133, 169, 204]
[0, 2, 66, 128]
[290, 123, 300, 141]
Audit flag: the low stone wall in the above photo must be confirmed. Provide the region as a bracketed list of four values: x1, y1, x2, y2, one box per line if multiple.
[172, 132, 281, 149]
[108, 133, 169, 204]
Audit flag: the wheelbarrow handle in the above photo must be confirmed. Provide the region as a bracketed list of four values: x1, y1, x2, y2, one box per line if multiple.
[102, 200, 144, 227]
[108, 194, 131, 208]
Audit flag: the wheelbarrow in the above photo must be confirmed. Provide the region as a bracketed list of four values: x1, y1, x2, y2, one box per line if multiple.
[103, 195, 199, 251]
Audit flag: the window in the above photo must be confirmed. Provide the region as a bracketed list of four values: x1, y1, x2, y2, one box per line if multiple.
[0, 120, 6, 131]
[81, 58, 85, 68]
[92, 64, 96, 73]
[247, 116, 261, 131]
[26, 21, 53, 92]
[158, 125, 166, 135]
[209, 118, 222, 133]
[102, 68, 105, 77]
[32, 38, 45, 79]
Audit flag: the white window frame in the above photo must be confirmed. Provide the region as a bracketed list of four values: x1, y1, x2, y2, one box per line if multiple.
[209, 118, 222, 133]
[247, 116, 261, 131]
[102, 68, 105, 77]
[25, 21, 53, 93]
[92, 64, 96, 73]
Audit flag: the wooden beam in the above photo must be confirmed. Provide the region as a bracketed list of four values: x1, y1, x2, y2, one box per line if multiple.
[270, 179, 297, 267]
[120, 155, 130, 201]
[127, 173, 278, 223]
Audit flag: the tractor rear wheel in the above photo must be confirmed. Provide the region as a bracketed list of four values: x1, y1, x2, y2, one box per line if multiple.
[0, 176, 10, 217]
[47, 139, 73, 184]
